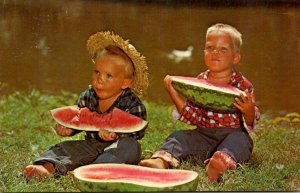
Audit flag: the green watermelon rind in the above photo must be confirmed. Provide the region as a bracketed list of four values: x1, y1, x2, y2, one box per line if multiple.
[74, 177, 199, 192]
[73, 164, 199, 192]
[171, 76, 243, 113]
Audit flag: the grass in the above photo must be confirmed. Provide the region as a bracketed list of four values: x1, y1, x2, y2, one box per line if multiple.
[0, 88, 299, 192]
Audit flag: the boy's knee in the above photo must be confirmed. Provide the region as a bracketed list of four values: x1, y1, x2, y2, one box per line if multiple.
[119, 137, 140, 151]
[231, 131, 253, 147]
[119, 136, 137, 143]
[117, 137, 141, 163]
[168, 130, 188, 141]
[95, 137, 141, 164]
[218, 131, 253, 163]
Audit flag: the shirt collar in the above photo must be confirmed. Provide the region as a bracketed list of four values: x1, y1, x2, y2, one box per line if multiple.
[91, 88, 129, 114]
[202, 69, 238, 85]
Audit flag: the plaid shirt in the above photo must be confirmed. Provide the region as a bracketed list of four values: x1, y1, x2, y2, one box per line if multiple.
[74, 85, 147, 140]
[179, 69, 260, 132]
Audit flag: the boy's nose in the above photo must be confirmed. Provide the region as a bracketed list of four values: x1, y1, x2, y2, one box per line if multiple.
[97, 76, 104, 84]
[211, 49, 219, 54]
[94, 74, 104, 84]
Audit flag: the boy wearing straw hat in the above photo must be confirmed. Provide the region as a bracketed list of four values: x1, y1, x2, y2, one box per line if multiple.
[23, 31, 149, 179]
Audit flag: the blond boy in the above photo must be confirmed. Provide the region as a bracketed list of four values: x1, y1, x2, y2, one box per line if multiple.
[139, 23, 260, 182]
[24, 31, 149, 179]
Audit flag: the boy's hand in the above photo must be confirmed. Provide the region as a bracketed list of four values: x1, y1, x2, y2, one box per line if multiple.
[55, 124, 74, 137]
[164, 75, 185, 113]
[164, 75, 177, 94]
[98, 129, 119, 141]
[234, 91, 255, 126]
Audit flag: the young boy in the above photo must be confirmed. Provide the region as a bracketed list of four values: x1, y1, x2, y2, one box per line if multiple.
[23, 31, 149, 179]
[139, 23, 260, 182]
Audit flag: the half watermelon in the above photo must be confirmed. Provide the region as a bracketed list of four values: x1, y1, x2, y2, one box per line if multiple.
[50, 105, 148, 133]
[171, 76, 245, 112]
[73, 163, 199, 192]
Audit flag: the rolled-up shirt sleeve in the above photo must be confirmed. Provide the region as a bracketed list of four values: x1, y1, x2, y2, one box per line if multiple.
[242, 106, 261, 133]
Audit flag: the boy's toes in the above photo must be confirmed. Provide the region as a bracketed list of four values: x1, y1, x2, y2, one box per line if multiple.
[23, 165, 52, 180]
[138, 159, 152, 167]
[138, 158, 168, 169]
[205, 151, 236, 182]
[23, 165, 35, 179]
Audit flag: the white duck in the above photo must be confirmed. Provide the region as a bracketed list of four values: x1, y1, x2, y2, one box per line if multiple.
[167, 45, 194, 63]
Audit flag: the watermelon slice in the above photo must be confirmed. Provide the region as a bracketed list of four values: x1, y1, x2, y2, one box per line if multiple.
[171, 76, 245, 112]
[50, 105, 148, 133]
[73, 163, 199, 191]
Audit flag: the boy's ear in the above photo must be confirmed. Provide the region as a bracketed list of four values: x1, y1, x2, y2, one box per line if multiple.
[233, 52, 241, 64]
[121, 78, 133, 89]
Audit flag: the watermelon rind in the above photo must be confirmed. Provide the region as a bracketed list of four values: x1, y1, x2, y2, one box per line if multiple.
[171, 76, 244, 112]
[50, 105, 148, 133]
[73, 164, 199, 192]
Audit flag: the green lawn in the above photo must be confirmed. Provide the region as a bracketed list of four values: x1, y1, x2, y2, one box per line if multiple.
[0, 89, 299, 191]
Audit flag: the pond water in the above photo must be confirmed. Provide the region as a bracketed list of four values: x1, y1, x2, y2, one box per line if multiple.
[0, 0, 300, 115]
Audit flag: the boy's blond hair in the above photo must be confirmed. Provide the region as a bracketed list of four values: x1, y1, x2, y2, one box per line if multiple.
[206, 23, 242, 53]
[93, 45, 135, 79]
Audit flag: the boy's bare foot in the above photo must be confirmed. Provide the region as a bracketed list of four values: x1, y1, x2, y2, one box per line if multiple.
[23, 162, 54, 180]
[205, 151, 236, 182]
[138, 158, 169, 169]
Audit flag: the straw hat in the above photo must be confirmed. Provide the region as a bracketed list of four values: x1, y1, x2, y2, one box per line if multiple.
[86, 31, 149, 96]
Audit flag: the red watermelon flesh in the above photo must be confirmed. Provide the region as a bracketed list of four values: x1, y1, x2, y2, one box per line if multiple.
[172, 76, 244, 96]
[50, 105, 148, 133]
[81, 165, 192, 183]
[73, 163, 199, 191]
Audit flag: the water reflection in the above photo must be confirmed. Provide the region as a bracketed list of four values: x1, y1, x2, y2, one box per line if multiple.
[0, 0, 299, 115]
